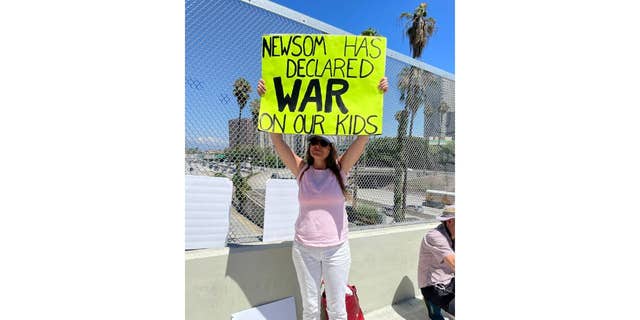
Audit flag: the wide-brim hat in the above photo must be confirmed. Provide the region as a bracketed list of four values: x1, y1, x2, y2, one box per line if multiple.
[307, 135, 337, 145]
[436, 205, 455, 221]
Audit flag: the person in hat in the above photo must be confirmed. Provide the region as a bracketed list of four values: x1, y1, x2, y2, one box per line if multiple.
[257, 77, 388, 320]
[417, 205, 456, 318]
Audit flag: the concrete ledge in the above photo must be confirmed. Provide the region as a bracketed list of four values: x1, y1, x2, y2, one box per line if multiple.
[186, 222, 440, 319]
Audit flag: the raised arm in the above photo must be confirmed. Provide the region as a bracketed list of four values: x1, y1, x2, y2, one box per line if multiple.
[269, 132, 304, 177]
[258, 79, 304, 177]
[338, 77, 388, 174]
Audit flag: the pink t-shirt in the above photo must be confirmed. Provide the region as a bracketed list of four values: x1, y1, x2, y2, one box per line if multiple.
[294, 165, 348, 247]
[417, 223, 455, 288]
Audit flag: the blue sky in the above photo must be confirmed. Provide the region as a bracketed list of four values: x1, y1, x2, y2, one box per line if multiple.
[268, 0, 454, 74]
[185, 0, 455, 150]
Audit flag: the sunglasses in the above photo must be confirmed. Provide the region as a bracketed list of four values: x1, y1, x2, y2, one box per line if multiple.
[309, 139, 330, 147]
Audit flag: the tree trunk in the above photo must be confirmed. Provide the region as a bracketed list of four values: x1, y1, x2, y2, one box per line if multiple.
[393, 164, 404, 222]
[424, 112, 431, 171]
[236, 108, 242, 145]
[394, 110, 408, 223]
[393, 135, 406, 222]
[402, 112, 415, 220]
[352, 162, 359, 210]
[439, 112, 447, 144]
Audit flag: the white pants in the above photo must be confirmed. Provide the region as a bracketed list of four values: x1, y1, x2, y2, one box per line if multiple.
[292, 241, 351, 320]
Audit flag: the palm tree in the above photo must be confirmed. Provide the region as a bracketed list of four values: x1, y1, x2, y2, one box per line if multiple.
[398, 1, 438, 139]
[250, 98, 260, 128]
[422, 76, 442, 171]
[438, 100, 449, 144]
[397, 67, 439, 214]
[397, 67, 423, 213]
[231, 77, 252, 207]
[399, 2, 436, 59]
[232, 77, 252, 146]
[393, 110, 408, 222]
[350, 28, 383, 214]
[423, 102, 435, 170]
[351, 161, 360, 212]
[250, 98, 261, 172]
[361, 27, 380, 36]
[396, 2, 437, 217]
[398, 67, 438, 139]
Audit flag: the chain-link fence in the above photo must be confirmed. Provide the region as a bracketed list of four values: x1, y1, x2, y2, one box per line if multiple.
[186, 0, 454, 244]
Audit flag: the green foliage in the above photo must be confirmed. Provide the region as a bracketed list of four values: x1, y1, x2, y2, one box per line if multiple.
[262, 153, 285, 168]
[232, 77, 251, 110]
[360, 27, 380, 36]
[364, 137, 452, 170]
[437, 140, 455, 167]
[363, 137, 398, 167]
[354, 204, 384, 224]
[399, 2, 436, 59]
[232, 77, 252, 143]
[231, 170, 251, 205]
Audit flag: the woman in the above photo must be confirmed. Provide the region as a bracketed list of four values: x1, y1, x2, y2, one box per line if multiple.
[257, 77, 388, 320]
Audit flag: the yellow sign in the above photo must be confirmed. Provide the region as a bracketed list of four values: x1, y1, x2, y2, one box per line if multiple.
[260, 34, 386, 135]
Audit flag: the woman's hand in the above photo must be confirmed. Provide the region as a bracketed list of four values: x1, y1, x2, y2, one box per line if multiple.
[257, 79, 266, 96]
[378, 77, 388, 93]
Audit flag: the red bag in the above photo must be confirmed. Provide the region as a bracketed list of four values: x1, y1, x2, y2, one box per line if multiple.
[321, 284, 364, 320]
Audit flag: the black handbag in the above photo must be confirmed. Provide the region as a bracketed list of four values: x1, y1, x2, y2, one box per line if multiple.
[434, 277, 455, 296]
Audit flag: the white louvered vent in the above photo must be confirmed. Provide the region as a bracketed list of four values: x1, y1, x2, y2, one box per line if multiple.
[262, 179, 299, 243]
[185, 175, 232, 249]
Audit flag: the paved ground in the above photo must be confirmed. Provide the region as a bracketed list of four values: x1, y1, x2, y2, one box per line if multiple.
[364, 298, 454, 320]
[357, 188, 426, 207]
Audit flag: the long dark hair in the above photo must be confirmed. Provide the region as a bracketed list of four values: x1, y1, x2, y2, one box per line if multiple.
[299, 143, 349, 199]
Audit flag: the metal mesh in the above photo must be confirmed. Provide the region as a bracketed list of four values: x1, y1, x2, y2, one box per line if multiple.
[186, 0, 455, 244]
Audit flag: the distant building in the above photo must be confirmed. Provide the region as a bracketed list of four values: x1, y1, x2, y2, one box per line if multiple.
[446, 112, 455, 139]
[257, 131, 270, 150]
[228, 118, 257, 148]
[441, 78, 455, 140]
[423, 77, 455, 141]
[251, 129, 307, 156]
[441, 78, 455, 113]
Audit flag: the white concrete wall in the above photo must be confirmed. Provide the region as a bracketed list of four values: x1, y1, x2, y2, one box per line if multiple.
[185, 222, 439, 320]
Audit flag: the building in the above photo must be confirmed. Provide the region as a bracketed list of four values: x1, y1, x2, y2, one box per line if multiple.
[256, 131, 270, 150]
[256, 131, 305, 156]
[228, 118, 257, 148]
[423, 77, 455, 140]
[441, 78, 455, 140]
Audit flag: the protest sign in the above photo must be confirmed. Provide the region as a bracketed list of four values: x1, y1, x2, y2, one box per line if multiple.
[260, 34, 386, 135]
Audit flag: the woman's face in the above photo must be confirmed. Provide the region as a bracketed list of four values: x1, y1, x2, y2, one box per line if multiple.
[308, 138, 331, 162]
